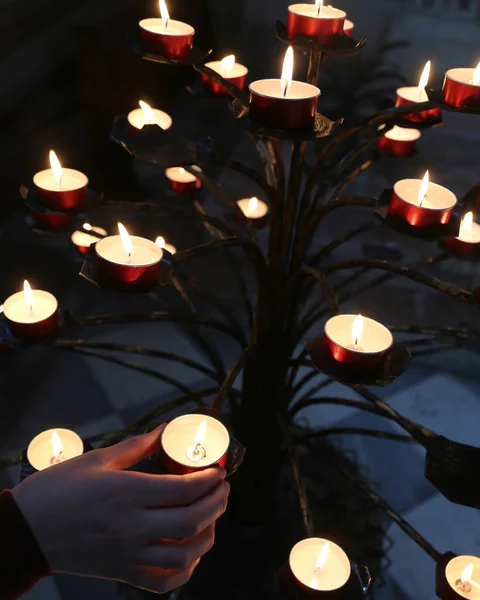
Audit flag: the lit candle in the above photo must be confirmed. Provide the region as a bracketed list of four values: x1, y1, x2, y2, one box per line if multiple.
[445, 556, 480, 600]
[389, 171, 458, 228]
[445, 211, 480, 256]
[289, 538, 351, 592]
[202, 54, 249, 96]
[71, 223, 107, 256]
[442, 62, 480, 109]
[155, 236, 177, 255]
[395, 60, 441, 123]
[33, 150, 88, 211]
[165, 165, 202, 193]
[139, 0, 195, 60]
[343, 18, 354, 36]
[377, 125, 421, 157]
[236, 196, 269, 228]
[127, 100, 172, 135]
[287, 1, 347, 45]
[249, 46, 321, 130]
[324, 313, 393, 370]
[3, 280, 58, 340]
[161, 414, 230, 475]
[27, 429, 84, 472]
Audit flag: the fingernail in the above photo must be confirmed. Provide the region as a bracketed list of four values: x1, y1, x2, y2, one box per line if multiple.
[217, 467, 227, 479]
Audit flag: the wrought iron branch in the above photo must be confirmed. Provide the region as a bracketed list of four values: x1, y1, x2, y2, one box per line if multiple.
[212, 345, 255, 410]
[308, 222, 377, 267]
[298, 427, 417, 444]
[289, 396, 393, 420]
[302, 266, 340, 316]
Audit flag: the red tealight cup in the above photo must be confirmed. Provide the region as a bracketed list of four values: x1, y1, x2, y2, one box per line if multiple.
[395, 87, 441, 123]
[30, 210, 73, 230]
[202, 60, 248, 96]
[139, 19, 195, 60]
[287, 4, 346, 44]
[71, 226, 107, 257]
[161, 414, 230, 475]
[377, 126, 421, 158]
[33, 168, 88, 211]
[236, 197, 269, 229]
[442, 68, 480, 109]
[165, 166, 202, 194]
[3, 289, 58, 340]
[444, 212, 480, 257]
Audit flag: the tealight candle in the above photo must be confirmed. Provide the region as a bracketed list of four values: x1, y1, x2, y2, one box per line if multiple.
[165, 166, 202, 194]
[71, 223, 107, 256]
[377, 125, 421, 157]
[139, 0, 195, 60]
[445, 556, 480, 600]
[388, 171, 458, 228]
[442, 63, 480, 109]
[289, 538, 351, 593]
[395, 60, 441, 123]
[202, 55, 249, 96]
[324, 313, 393, 371]
[344, 19, 354, 36]
[30, 209, 73, 231]
[287, 1, 347, 45]
[33, 150, 88, 211]
[94, 222, 167, 292]
[127, 100, 172, 136]
[445, 212, 480, 256]
[249, 46, 321, 130]
[27, 429, 83, 472]
[3, 280, 58, 340]
[161, 414, 230, 475]
[155, 236, 177, 255]
[236, 197, 269, 228]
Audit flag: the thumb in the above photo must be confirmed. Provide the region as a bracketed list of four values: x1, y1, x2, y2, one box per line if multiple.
[97, 425, 166, 470]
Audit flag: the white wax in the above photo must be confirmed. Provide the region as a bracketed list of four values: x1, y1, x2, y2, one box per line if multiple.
[162, 414, 230, 468]
[28, 429, 84, 471]
[139, 18, 195, 36]
[204, 60, 248, 79]
[71, 226, 107, 248]
[344, 19, 354, 31]
[249, 79, 320, 100]
[34, 168, 88, 192]
[446, 556, 480, 600]
[290, 538, 351, 591]
[237, 198, 269, 219]
[397, 86, 429, 103]
[394, 179, 457, 211]
[457, 221, 480, 244]
[128, 108, 172, 131]
[165, 166, 201, 183]
[385, 126, 421, 142]
[288, 3, 346, 19]
[325, 314, 393, 354]
[3, 290, 57, 324]
[96, 235, 163, 266]
[446, 68, 480, 88]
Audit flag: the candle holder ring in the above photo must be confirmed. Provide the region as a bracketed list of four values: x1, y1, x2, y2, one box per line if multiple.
[130, 40, 213, 67]
[375, 189, 463, 241]
[238, 111, 344, 141]
[275, 21, 367, 57]
[428, 88, 480, 115]
[306, 336, 411, 387]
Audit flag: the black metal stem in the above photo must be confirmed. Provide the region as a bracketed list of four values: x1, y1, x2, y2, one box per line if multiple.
[212, 346, 254, 410]
[302, 266, 340, 316]
[299, 427, 417, 444]
[288, 396, 392, 420]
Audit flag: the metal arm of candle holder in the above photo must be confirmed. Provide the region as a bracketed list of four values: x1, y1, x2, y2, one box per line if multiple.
[297, 427, 417, 444]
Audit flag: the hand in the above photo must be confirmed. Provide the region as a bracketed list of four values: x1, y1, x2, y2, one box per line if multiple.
[13, 425, 229, 594]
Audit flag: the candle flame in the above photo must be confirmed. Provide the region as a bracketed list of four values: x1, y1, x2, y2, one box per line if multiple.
[118, 222, 133, 259]
[281, 46, 294, 98]
[23, 280, 34, 314]
[462, 563, 474, 585]
[473, 61, 480, 86]
[179, 167, 186, 174]
[316, 542, 330, 571]
[315, 0, 323, 16]
[352, 314, 364, 347]
[247, 197, 259, 216]
[460, 211, 474, 237]
[418, 170, 429, 207]
[49, 150, 63, 190]
[139, 100, 155, 125]
[155, 236, 165, 249]
[52, 431, 63, 458]
[417, 60, 431, 101]
[83, 223, 92, 231]
[221, 54, 236, 77]
[159, 0, 170, 27]
[194, 419, 207, 448]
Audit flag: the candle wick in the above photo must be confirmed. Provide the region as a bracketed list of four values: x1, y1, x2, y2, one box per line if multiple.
[317, 5, 321, 16]
[283, 85, 288, 98]
[58, 175, 63, 192]
[165, 17, 169, 30]
[29, 303, 34, 316]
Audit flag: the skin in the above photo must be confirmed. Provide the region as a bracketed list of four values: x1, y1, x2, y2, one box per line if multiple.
[13, 425, 229, 594]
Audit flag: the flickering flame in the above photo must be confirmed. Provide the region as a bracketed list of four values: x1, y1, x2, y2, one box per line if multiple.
[418, 170, 429, 207]
[194, 419, 207, 448]
[159, 0, 170, 27]
[49, 150, 63, 190]
[23, 280, 34, 314]
[316, 542, 330, 571]
[221, 54, 236, 77]
[315, 0, 323, 16]
[52, 431, 63, 459]
[281, 46, 294, 97]
[155, 236, 166, 249]
[417, 60, 431, 100]
[352, 314, 364, 347]
[460, 211, 474, 237]
[83, 223, 92, 231]
[118, 222, 133, 259]
[247, 197, 259, 216]
[462, 563, 474, 585]
[139, 100, 155, 125]
[473, 62, 480, 86]
[179, 167, 186, 175]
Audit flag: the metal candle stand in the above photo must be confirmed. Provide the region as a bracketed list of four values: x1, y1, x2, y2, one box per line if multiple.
[275, 21, 367, 57]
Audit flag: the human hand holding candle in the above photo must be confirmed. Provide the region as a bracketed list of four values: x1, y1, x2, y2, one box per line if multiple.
[14, 426, 229, 593]
[395, 60, 441, 123]
[3, 280, 58, 340]
[128, 100, 172, 135]
[443, 62, 480, 109]
[202, 54, 249, 95]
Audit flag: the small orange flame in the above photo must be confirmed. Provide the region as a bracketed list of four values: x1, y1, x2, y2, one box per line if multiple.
[473, 62, 480, 86]
[49, 150, 63, 189]
[118, 223, 133, 259]
[52, 431, 63, 458]
[281, 47, 294, 97]
[139, 100, 155, 124]
[316, 542, 330, 571]
[418, 170, 429, 207]
[179, 167, 186, 175]
[417, 60, 431, 99]
[159, 0, 170, 26]
[352, 314, 364, 347]
[221, 55, 236, 77]
[462, 563, 474, 585]
[194, 419, 207, 448]
[460, 211, 474, 237]
[23, 280, 34, 314]
[247, 197, 259, 216]
[155, 236, 165, 249]
[83, 223, 92, 231]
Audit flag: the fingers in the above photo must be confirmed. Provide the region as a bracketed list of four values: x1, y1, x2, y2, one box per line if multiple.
[130, 563, 198, 595]
[145, 480, 230, 540]
[121, 467, 227, 508]
[139, 525, 215, 569]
